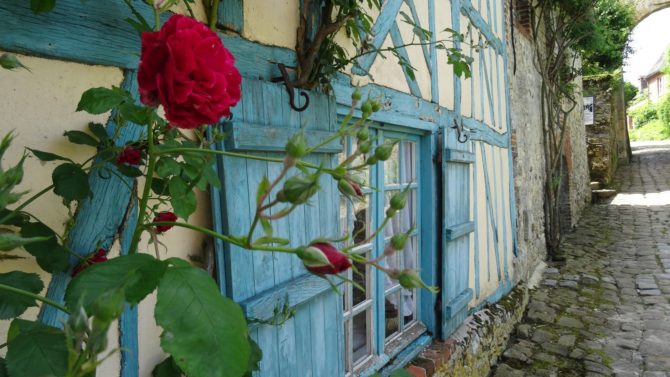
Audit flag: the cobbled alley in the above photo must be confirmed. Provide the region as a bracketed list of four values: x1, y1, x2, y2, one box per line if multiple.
[493, 141, 670, 377]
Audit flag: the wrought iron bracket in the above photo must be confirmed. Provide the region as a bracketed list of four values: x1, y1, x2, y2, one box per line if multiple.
[452, 119, 469, 143]
[271, 63, 310, 112]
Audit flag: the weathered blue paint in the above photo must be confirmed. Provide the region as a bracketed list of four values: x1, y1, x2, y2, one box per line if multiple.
[478, 143, 502, 281]
[389, 23, 422, 98]
[218, 0, 243, 32]
[444, 288, 473, 319]
[460, 0, 504, 54]
[378, 335, 432, 376]
[222, 121, 341, 153]
[445, 221, 475, 241]
[38, 71, 145, 327]
[444, 149, 476, 163]
[119, 202, 139, 377]
[0, 1, 167, 69]
[463, 117, 508, 148]
[419, 132, 439, 334]
[427, 0, 439, 103]
[351, 0, 404, 75]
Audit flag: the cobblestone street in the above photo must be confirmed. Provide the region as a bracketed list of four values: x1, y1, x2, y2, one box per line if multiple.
[493, 141, 670, 377]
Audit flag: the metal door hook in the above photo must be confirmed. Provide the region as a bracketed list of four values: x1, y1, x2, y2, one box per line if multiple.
[271, 63, 310, 112]
[452, 119, 469, 143]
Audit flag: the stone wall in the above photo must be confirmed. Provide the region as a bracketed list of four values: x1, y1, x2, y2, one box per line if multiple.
[584, 76, 630, 185]
[506, 13, 548, 277]
[403, 286, 530, 377]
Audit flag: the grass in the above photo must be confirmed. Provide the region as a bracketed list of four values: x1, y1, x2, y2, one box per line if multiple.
[629, 120, 670, 141]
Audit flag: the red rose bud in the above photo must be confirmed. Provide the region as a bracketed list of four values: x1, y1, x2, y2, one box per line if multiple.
[154, 211, 178, 233]
[338, 179, 363, 200]
[389, 269, 438, 293]
[71, 249, 108, 277]
[286, 132, 307, 158]
[301, 243, 351, 275]
[138, 14, 242, 129]
[277, 174, 320, 204]
[116, 147, 142, 166]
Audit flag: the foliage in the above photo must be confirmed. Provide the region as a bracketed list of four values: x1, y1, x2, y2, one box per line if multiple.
[623, 82, 638, 105]
[629, 119, 670, 141]
[575, 0, 635, 75]
[657, 94, 670, 126]
[629, 100, 658, 127]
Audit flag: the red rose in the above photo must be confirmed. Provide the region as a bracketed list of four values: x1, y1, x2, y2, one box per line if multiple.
[302, 243, 352, 275]
[138, 14, 242, 129]
[71, 249, 108, 277]
[116, 147, 142, 165]
[154, 211, 178, 233]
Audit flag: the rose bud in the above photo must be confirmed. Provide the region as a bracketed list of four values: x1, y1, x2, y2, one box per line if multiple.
[374, 141, 398, 161]
[277, 174, 320, 205]
[154, 211, 178, 233]
[338, 179, 364, 200]
[388, 269, 438, 293]
[360, 101, 373, 115]
[390, 190, 408, 210]
[356, 125, 369, 141]
[358, 139, 372, 154]
[286, 132, 307, 158]
[116, 147, 142, 166]
[351, 89, 362, 102]
[366, 155, 378, 166]
[71, 248, 108, 277]
[300, 243, 351, 275]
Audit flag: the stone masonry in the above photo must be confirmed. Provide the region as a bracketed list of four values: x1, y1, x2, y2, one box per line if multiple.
[492, 141, 670, 376]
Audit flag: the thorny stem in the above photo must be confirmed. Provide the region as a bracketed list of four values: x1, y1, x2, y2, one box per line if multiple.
[246, 160, 291, 246]
[129, 123, 157, 255]
[0, 283, 70, 314]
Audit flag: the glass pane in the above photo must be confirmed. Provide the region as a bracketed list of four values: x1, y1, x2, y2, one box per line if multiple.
[352, 196, 372, 246]
[384, 140, 400, 184]
[351, 154, 370, 186]
[344, 320, 352, 372]
[339, 196, 348, 240]
[352, 310, 370, 363]
[401, 287, 416, 328]
[402, 141, 417, 184]
[343, 270, 351, 312]
[352, 251, 370, 307]
[384, 291, 400, 339]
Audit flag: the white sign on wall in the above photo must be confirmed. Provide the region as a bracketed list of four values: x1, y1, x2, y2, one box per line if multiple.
[584, 96, 594, 125]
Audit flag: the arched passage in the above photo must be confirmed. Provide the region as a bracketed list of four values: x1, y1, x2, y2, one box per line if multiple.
[629, 0, 670, 23]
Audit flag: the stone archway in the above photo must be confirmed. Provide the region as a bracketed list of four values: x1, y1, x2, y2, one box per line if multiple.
[629, 0, 670, 22]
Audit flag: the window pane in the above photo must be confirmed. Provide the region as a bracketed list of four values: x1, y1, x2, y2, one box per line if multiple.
[352, 310, 370, 363]
[352, 252, 370, 307]
[344, 320, 352, 372]
[401, 287, 416, 327]
[384, 190, 416, 234]
[352, 196, 372, 246]
[384, 140, 400, 184]
[384, 291, 400, 339]
[402, 141, 417, 183]
[339, 196, 349, 240]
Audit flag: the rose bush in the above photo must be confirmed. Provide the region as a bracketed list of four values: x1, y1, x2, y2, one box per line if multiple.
[138, 14, 242, 129]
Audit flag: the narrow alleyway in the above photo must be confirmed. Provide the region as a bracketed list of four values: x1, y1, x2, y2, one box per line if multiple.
[493, 141, 670, 377]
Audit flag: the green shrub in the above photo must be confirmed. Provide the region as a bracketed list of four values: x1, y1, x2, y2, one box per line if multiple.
[657, 95, 670, 125]
[629, 100, 658, 127]
[629, 119, 670, 141]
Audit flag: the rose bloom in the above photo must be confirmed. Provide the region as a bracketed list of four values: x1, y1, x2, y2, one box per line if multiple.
[138, 14, 242, 129]
[116, 147, 142, 166]
[154, 211, 178, 233]
[71, 249, 108, 277]
[305, 243, 352, 275]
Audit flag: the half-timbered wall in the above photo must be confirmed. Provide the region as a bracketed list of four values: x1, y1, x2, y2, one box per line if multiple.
[0, 1, 519, 376]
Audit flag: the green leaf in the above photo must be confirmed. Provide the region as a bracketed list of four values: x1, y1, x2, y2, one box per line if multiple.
[0, 209, 29, 227]
[156, 158, 181, 178]
[152, 356, 184, 377]
[0, 233, 50, 252]
[243, 338, 262, 377]
[155, 264, 250, 377]
[117, 164, 143, 178]
[151, 178, 168, 196]
[5, 319, 67, 377]
[27, 148, 71, 162]
[76, 87, 128, 115]
[256, 176, 270, 206]
[52, 163, 90, 202]
[20, 222, 69, 273]
[0, 358, 7, 377]
[0, 54, 30, 71]
[0, 271, 44, 319]
[118, 103, 152, 125]
[65, 254, 167, 313]
[168, 177, 196, 219]
[63, 130, 98, 147]
[260, 218, 273, 237]
[88, 122, 109, 142]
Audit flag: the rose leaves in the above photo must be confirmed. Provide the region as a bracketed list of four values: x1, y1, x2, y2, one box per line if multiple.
[0, 272, 44, 320]
[62, 255, 251, 377]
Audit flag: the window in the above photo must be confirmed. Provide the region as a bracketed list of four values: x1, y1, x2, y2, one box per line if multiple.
[339, 127, 425, 376]
[514, 0, 532, 36]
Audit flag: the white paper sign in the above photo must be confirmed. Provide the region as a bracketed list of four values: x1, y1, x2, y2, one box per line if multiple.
[584, 96, 594, 125]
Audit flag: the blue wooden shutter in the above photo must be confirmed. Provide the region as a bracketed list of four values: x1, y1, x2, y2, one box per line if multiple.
[440, 123, 475, 338]
[211, 78, 345, 377]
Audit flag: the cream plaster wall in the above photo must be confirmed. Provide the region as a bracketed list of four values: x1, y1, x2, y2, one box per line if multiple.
[0, 52, 211, 376]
